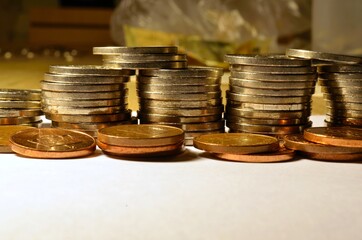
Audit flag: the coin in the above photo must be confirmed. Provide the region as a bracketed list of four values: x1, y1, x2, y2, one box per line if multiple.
[139, 66, 224, 78]
[0, 100, 41, 109]
[10, 128, 96, 158]
[225, 54, 311, 66]
[226, 91, 311, 104]
[0, 125, 35, 153]
[41, 81, 125, 92]
[229, 85, 315, 96]
[44, 73, 129, 84]
[104, 61, 187, 69]
[137, 84, 220, 93]
[325, 101, 362, 111]
[0, 89, 41, 101]
[323, 94, 362, 103]
[226, 107, 311, 119]
[49, 65, 135, 76]
[98, 124, 184, 147]
[318, 64, 362, 73]
[230, 72, 317, 81]
[139, 99, 222, 109]
[284, 134, 362, 154]
[93, 46, 178, 55]
[138, 113, 222, 123]
[213, 148, 295, 163]
[193, 133, 279, 154]
[325, 115, 362, 126]
[319, 79, 362, 88]
[45, 111, 131, 123]
[140, 106, 224, 117]
[326, 108, 362, 118]
[137, 76, 221, 85]
[0, 109, 43, 117]
[229, 78, 316, 89]
[226, 122, 311, 134]
[42, 98, 123, 108]
[230, 65, 316, 74]
[144, 120, 224, 132]
[103, 53, 187, 62]
[304, 127, 362, 148]
[226, 115, 309, 125]
[321, 87, 362, 95]
[0, 116, 42, 125]
[286, 49, 362, 64]
[319, 73, 362, 80]
[42, 105, 126, 115]
[52, 121, 129, 130]
[228, 102, 311, 111]
[42, 90, 125, 100]
[139, 91, 222, 101]
[97, 139, 184, 157]
[300, 152, 362, 161]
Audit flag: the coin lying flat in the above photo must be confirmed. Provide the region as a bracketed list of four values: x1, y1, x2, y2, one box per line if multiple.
[98, 124, 184, 147]
[213, 148, 295, 163]
[230, 71, 317, 81]
[226, 122, 311, 135]
[104, 61, 187, 70]
[10, 128, 96, 158]
[49, 65, 135, 76]
[42, 105, 126, 115]
[286, 49, 362, 64]
[103, 53, 187, 62]
[229, 85, 315, 96]
[137, 84, 220, 93]
[137, 76, 221, 85]
[139, 91, 222, 101]
[45, 111, 131, 123]
[301, 152, 362, 161]
[193, 133, 279, 154]
[42, 90, 125, 100]
[0, 125, 35, 153]
[41, 81, 125, 92]
[225, 54, 311, 66]
[226, 91, 311, 104]
[139, 66, 224, 78]
[304, 127, 362, 148]
[229, 78, 316, 89]
[0, 89, 41, 101]
[226, 107, 311, 119]
[44, 73, 129, 84]
[138, 113, 222, 124]
[230, 65, 316, 74]
[284, 134, 362, 154]
[226, 115, 309, 126]
[318, 64, 362, 73]
[139, 99, 222, 109]
[0, 109, 43, 118]
[140, 106, 224, 117]
[93, 46, 179, 55]
[0, 116, 42, 125]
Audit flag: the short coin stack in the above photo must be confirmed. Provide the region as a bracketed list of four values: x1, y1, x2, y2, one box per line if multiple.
[41, 65, 134, 137]
[137, 67, 225, 145]
[0, 89, 43, 127]
[93, 46, 187, 70]
[284, 127, 362, 161]
[97, 124, 185, 157]
[193, 133, 295, 163]
[224, 54, 317, 137]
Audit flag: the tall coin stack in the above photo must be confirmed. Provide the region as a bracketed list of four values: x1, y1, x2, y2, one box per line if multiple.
[41, 65, 134, 137]
[137, 67, 225, 145]
[0, 89, 43, 127]
[286, 49, 362, 128]
[224, 54, 317, 137]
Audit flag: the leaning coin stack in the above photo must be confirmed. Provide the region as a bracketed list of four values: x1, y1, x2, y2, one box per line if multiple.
[41, 65, 134, 137]
[286, 49, 362, 128]
[97, 124, 185, 157]
[224, 54, 317, 137]
[0, 89, 43, 127]
[93, 46, 187, 70]
[137, 67, 225, 145]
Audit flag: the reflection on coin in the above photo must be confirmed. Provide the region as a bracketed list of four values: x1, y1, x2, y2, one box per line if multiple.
[10, 128, 96, 158]
[230, 65, 316, 74]
[144, 120, 224, 132]
[93, 46, 178, 55]
[0, 125, 35, 153]
[139, 66, 224, 77]
[225, 54, 311, 66]
[42, 98, 123, 108]
[103, 53, 187, 62]
[44, 73, 129, 84]
[0, 100, 41, 109]
[284, 134, 362, 154]
[304, 127, 362, 148]
[325, 115, 362, 127]
[98, 124, 184, 147]
[193, 133, 279, 154]
[226, 107, 311, 119]
[52, 121, 128, 130]
[104, 61, 187, 70]
[227, 102, 311, 111]
[213, 148, 295, 163]
[42, 90, 124, 100]
[286, 49, 362, 64]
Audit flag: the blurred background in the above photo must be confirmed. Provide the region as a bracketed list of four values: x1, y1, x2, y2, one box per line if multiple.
[0, 0, 361, 113]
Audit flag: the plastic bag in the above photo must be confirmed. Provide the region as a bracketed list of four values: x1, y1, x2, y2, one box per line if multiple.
[111, 0, 311, 67]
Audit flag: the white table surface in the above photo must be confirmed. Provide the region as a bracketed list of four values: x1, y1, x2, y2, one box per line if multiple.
[0, 116, 361, 240]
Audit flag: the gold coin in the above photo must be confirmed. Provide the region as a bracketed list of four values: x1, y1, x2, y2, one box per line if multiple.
[213, 148, 295, 163]
[103, 53, 187, 62]
[321, 86, 362, 95]
[137, 84, 220, 93]
[0, 89, 41, 101]
[325, 115, 362, 127]
[139, 99, 222, 109]
[284, 134, 362, 154]
[300, 152, 362, 161]
[319, 79, 362, 88]
[41, 81, 125, 92]
[230, 65, 316, 74]
[42, 90, 125, 100]
[230, 78, 316, 89]
[10, 128, 96, 158]
[326, 108, 362, 118]
[226, 91, 311, 104]
[138, 113, 222, 123]
[139, 91, 221, 101]
[93, 46, 178, 55]
[286, 49, 362, 64]
[323, 94, 362, 103]
[225, 114, 309, 126]
[304, 127, 362, 148]
[137, 76, 221, 85]
[225, 54, 311, 66]
[52, 121, 130, 131]
[42, 98, 123, 108]
[226, 107, 311, 119]
[44, 73, 129, 84]
[318, 64, 362, 73]
[140, 106, 224, 117]
[42, 105, 127, 115]
[98, 124, 184, 147]
[229, 85, 315, 96]
[325, 101, 362, 111]
[45, 111, 131, 123]
[143, 120, 224, 132]
[104, 61, 187, 70]
[0, 116, 42, 125]
[230, 72, 317, 81]
[226, 122, 311, 135]
[193, 133, 279, 154]
[319, 73, 362, 80]
[0, 109, 43, 117]
[0, 100, 41, 109]
[0, 125, 35, 153]
[139, 66, 223, 78]
[49, 65, 134, 76]
[227, 102, 311, 111]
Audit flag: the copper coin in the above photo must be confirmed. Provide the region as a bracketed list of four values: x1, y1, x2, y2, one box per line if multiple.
[193, 133, 279, 154]
[304, 127, 362, 148]
[97, 124, 184, 147]
[284, 134, 362, 154]
[213, 148, 295, 163]
[97, 139, 184, 157]
[10, 128, 96, 158]
[300, 152, 362, 161]
[0, 125, 35, 153]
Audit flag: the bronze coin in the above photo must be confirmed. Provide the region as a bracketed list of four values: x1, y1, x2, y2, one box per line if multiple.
[300, 152, 362, 161]
[304, 127, 362, 148]
[10, 128, 96, 158]
[97, 124, 184, 147]
[193, 133, 279, 154]
[97, 139, 184, 157]
[213, 148, 295, 163]
[284, 134, 362, 154]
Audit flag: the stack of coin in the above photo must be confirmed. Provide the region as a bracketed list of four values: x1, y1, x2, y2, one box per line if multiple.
[97, 124, 185, 157]
[284, 127, 362, 161]
[93, 46, 187, 69]
[286, 49, 362, 128]
[136, 67, 225, 145]
[193, 133, 295, 163]
[0, 89, 43, 127]
[41, 65, 134, 137]
[224, 54, 317, 137]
